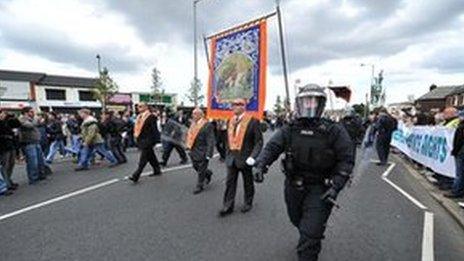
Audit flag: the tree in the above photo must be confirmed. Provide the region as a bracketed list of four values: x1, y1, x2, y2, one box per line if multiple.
[151, 67, 163, 102]
[273, 95, 284, 116]
[352, 103, 366, 117]
[186, 78, 204, 106]
[93, 67, 118, 111]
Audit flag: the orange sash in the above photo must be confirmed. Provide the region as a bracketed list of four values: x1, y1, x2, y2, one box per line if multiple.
[186, 118, 208, 149]
[134, 111, 151, 138]
[228, 114, 252, 151]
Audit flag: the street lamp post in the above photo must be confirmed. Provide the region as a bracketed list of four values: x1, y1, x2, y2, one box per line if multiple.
[360, 63, 375, 118]
[193, 0, 204, 106]
[96, 54, 101, 75]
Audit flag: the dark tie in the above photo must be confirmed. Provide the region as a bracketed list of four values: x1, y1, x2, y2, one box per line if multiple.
[233, 117, 241, 135]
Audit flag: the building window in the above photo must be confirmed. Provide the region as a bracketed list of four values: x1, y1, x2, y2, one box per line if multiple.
[45, 89, 66, 100]
[79, 91, 96, 101]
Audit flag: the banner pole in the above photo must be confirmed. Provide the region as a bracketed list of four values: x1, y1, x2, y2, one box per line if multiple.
[276, 0, 291, 114]
[202, 35, 210, 68]
[205, 11, 276, 40]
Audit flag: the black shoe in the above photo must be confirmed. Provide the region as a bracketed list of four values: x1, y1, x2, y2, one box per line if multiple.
[9, 183, 19, 190]
[128, 175, 139, 183]
[2, 190, 13, 196]
[180, 159, 188, 165]
[160, 161, 167, 167]
[75, 166, 89, 171]
[439, 185, 452, 191]
[444, 192, 464, 198]
[108, 163, 119, 168]
[240, 204, 253, 213]
[218, 207, 234, 217]
[193, 187, 204, 195]
[148, 170, 162, 177]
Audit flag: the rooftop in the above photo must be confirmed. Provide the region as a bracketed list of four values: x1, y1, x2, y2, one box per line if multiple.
[0, 69, 97, 88]
[416, 86, 461, 101]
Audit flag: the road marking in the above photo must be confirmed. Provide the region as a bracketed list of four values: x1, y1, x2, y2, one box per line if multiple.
[381, 163, 427, 210]
[381, 163, 396, 178]
[0, 179, 119, 222]
[1, 153, 221, 222]
[380, 161, 434, 261]
[422, 211, 434, 261]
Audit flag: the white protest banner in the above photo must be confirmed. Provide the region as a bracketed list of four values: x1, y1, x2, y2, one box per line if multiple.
[391, 122, 456, 178]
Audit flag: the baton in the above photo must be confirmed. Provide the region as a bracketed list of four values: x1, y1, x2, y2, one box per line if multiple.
[327, 198, 340, 209]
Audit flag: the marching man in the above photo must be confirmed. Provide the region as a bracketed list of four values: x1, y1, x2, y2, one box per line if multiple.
[219, 98, 263, 217]
[186, 108, 215, 194]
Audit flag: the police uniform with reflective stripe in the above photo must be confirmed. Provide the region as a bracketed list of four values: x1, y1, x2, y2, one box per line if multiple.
[256, 117, 354, 261]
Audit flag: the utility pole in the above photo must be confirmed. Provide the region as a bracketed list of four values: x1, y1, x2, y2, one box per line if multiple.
[193, 0, 204, 106]
[276, 0, 291, 114]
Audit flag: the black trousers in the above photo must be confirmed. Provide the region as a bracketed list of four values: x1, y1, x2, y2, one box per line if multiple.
[192, 160, 212, 188]
[0, 150, 16, 188]
[162, 142, 187, 164]
[109, 137, 127, 163]
[223, 165, 254, 209]
[376, 137, 391, 164]
[215, 131, 227, 160]
[132, 147, 160, 180]
[284, 180, 333, 261]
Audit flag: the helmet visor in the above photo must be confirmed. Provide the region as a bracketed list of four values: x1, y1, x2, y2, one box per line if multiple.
[296, 96, 323, 118]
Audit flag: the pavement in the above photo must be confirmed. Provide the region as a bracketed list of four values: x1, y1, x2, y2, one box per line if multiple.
[0, 142, 464, 261]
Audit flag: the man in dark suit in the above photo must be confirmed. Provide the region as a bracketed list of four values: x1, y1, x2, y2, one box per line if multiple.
[128, 103, 162, 183]
[219, 98, 263, 217]
[186, 108, 215, 194]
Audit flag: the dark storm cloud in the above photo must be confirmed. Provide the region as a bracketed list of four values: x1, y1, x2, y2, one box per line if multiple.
[1, 0, 463, 75]
[103, 0, 464, 73]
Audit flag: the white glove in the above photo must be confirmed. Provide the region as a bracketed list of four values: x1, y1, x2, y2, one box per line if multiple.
[246, 157, 256, 166]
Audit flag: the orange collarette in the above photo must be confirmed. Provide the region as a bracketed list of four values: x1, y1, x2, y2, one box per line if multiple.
[186, 118, 208, 149]
[228, 113, 252, 151]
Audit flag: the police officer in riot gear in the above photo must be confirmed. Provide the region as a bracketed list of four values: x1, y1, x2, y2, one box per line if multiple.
[341, 107, 364, 159]
[254, 84, 354, 261]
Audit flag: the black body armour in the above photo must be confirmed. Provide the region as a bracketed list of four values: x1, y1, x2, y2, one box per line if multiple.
[284, 119, 336, 181]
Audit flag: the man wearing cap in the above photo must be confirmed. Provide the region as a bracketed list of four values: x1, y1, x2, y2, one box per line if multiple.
[186, 108, 214, 194]
[128, 103, 162, 183]
[219, 98, 263, 217]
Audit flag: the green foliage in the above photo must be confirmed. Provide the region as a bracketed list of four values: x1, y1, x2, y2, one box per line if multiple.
[93, 67, 118, 111]
[352, 103, 367, 117]
[151, 67, 163, 102]
[186, 78, 204, 106]
[273, 95, 284, 115]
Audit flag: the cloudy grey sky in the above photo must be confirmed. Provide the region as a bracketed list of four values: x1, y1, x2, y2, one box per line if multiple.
[0, 0, 463, 108]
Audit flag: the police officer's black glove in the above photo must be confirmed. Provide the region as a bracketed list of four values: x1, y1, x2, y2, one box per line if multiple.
[331, 171, 350, 192]
[253, 167, 266, 183]
[321, 187, 338, 205]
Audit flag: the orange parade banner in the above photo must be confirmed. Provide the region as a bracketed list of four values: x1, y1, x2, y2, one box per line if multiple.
[206, 20, 267, 120]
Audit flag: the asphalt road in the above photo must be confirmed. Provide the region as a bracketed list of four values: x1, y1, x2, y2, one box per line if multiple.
[0, 143, 464, 261]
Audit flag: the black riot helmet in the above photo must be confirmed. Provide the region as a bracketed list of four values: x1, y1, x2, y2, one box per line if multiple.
[295, 84, 327, 119]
